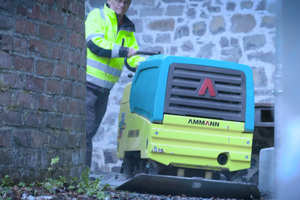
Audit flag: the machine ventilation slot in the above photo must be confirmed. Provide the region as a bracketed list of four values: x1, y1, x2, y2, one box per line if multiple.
[164, 63, 247, 122]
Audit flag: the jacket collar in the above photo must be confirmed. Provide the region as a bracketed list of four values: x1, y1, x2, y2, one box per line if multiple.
[104, 3, 135, 32]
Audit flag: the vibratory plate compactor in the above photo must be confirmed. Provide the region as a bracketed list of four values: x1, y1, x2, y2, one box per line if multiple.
[115, 54, 260, 199]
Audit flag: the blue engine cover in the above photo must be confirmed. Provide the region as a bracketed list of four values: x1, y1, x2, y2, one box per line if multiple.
[129, 55, 254, 132]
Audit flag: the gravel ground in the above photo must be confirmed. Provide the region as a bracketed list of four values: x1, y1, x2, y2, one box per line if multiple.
[3, 185, 265, 200]
[18, 189, 242, 200]
[3, 183, 259, 200]
[2, 173, 262, 200]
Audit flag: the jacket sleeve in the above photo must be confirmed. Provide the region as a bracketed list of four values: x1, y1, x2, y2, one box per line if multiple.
[125, 33, 145, 68]
[85, 9, 129, 58]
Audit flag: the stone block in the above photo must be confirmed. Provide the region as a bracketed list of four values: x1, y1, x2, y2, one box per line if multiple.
[70, 32, 80, 48]
[208, 6, 221, 13]
[49, 8, 63, 25]
[16, 93, 39, 109]
[51, 45, 63, 60]
[243, 34, 266, 51]
[36, 0, 55, 5]
[147, 19, 175, 32]
[54, 63, 68, 79]
[17, 5, 28, 16]
[69, 100, 78, 114]
[88, 0, 106, 8]
[247, 51, 276, 65]
[260, 16, 276, 29]
[75, 86, 85, 101]
[165, 5, 184, 16]
[57, 0, 69, 10]
[181, 40, 194, 52]
[186, 7, 196, 19]
[140, 8, 163, 17]
[142, 35, 154, 44]
[226, 2, 236, 11]
[46, 113, 62, 129]
[197, 43, 213, 58]
[0, 91, 12, 106]
[62, 115, 73, 130]
[0, 151, 15, 165]
[230, 14, 256, 33]
[61, 81, 73, 97]
[230, 38, 239, 47]
[14, 56, 34, 73]
[240, 1, 253, 9]
[1, 35, 14, 51]
[1, 72, 24, 90]
[26, 111, 45, 128]
[45, 79, 61, 94]
[221, 47, 241, 56]
[0, 110, 23, 126]
[0, 0, 14, 11]
[15, 19, 37, 36]
[133, 0, 155, 6]
[73, 116, 85, 132]
[15, 37, 28, 53]
[0, 52, 12, 69]
[209, 16, 225, 34]
[256, 0, 267, 11]
[192, 21, 206, 36]
[28, 4, 48, 21]
[156, 33, 171, 43]
[69, 65, 78, 80]
[219, 37, 229, 48]
[252, 66, 268, 87]
[37, 60, 54, 76]
[13, 130, 31, 147]
[0, 130, 12, 147]
[112, 166, 121, 173]
[170, 46, 178, 55]
[31, 132, 49, 148]
[174, 25, 190, 40]
[57, 98, 69, 113]
[0, 14, 13, 30]
[50, 134, 67, 149]
[132, 18, 143, 33]
[29, 39, 49, 56]
[162, 0, 185, 3]
[104, 149, 118, 164]
[25, 76, 45, 92]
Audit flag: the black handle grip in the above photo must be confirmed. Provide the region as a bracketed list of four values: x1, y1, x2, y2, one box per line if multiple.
[124, 51, 161, 72]
[136, 51, 161, 55]
[124, 56, 136, 72]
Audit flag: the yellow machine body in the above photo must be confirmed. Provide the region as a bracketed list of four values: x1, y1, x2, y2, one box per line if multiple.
[117, 83, 253, 172]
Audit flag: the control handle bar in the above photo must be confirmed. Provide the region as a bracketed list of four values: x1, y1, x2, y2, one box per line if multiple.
[124, 50, 161, 72]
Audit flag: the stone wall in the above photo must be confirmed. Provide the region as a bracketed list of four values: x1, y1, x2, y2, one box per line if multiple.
[85, 0, 277, 174]
[0, 0, 86, 182]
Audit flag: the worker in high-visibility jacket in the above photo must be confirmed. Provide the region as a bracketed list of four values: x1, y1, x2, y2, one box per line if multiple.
[85, 0, 144, 168]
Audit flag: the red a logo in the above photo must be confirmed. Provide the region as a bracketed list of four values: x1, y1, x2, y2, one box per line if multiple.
[198, 79, 216, 97]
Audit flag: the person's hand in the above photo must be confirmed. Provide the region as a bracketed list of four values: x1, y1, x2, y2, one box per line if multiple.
[127, 47, 137, 57]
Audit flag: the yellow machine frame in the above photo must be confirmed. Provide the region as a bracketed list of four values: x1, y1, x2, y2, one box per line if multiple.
[117, 84, 253, 172]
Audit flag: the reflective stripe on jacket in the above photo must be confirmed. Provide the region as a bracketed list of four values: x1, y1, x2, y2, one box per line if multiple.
[85, 3, 144, 89]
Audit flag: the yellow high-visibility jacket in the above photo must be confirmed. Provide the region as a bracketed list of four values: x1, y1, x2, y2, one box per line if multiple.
[85, 3, 144, 90]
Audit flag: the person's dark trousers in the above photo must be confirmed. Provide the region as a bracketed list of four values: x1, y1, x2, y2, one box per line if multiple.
[85, 86, 110, 168]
